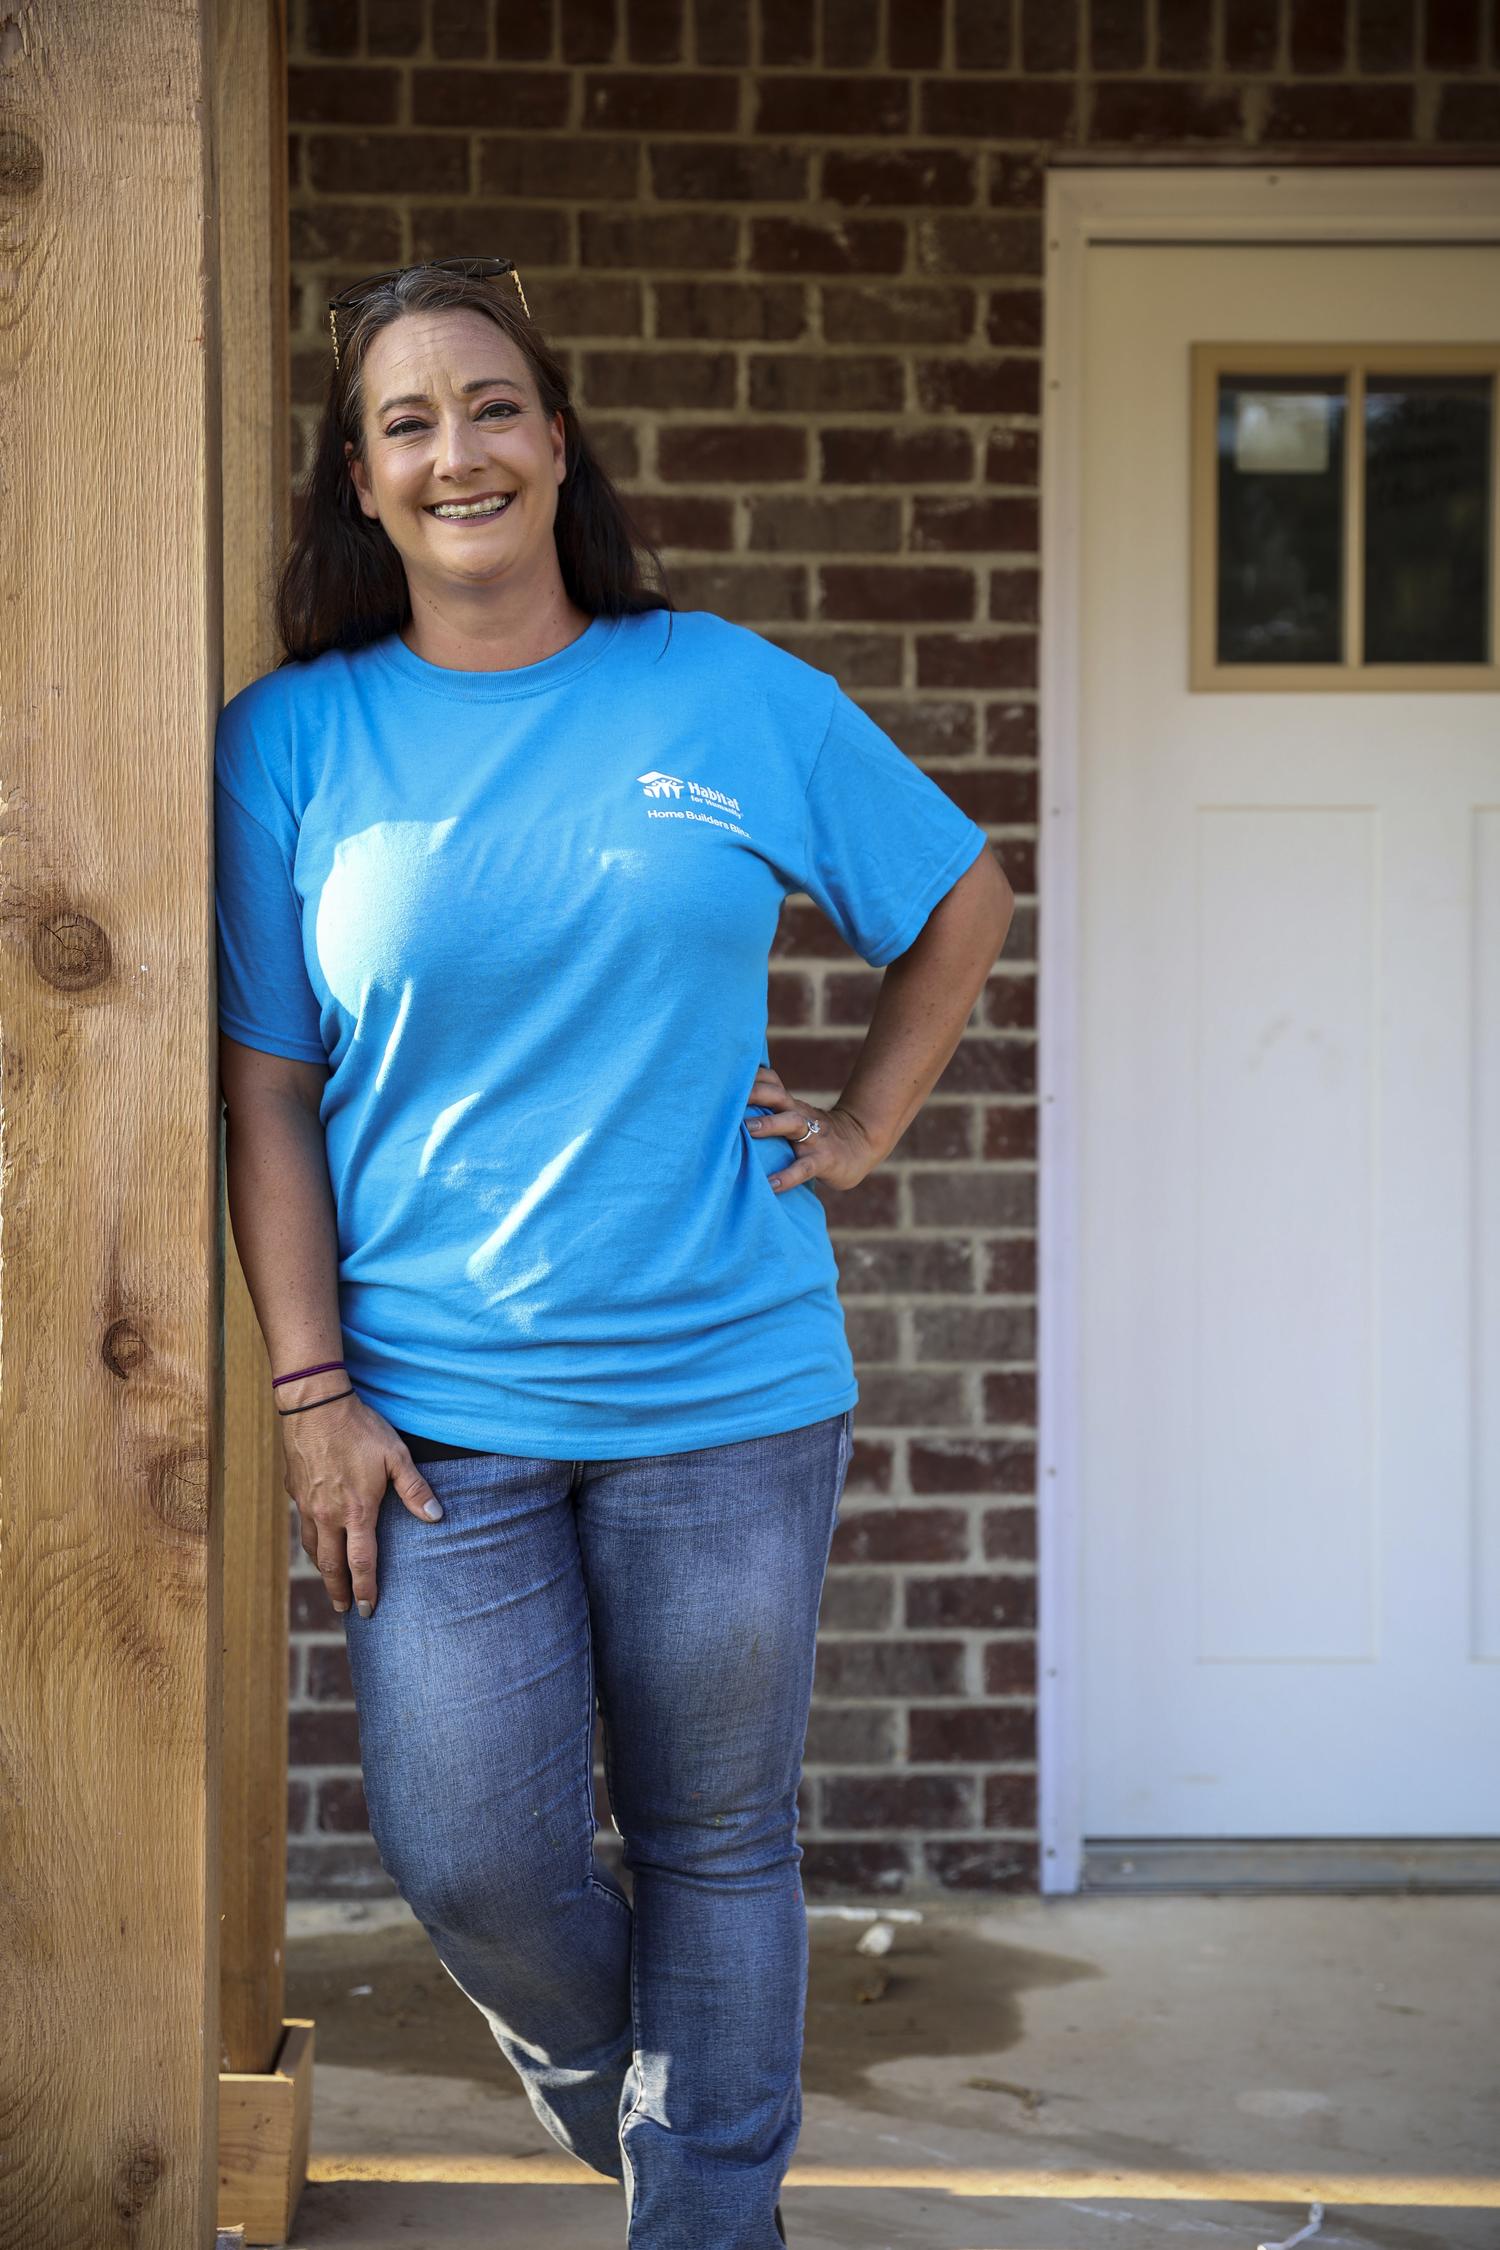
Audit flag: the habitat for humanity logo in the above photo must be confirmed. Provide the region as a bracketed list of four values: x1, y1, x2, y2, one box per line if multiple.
[636, 769, 749, 838]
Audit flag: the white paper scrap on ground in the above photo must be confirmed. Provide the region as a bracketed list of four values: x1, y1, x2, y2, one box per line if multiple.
[1259, 2205, 1325, 2250]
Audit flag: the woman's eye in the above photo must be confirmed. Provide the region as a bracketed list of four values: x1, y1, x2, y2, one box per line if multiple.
[384, 402, 518, 438]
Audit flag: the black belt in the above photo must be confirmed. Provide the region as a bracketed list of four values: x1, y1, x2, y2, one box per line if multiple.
[390, 1424, 493, 1465]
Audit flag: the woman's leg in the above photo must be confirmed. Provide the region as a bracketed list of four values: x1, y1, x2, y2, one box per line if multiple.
[341, 1449, 634, 2181]
[576, 1408, 855, 2250]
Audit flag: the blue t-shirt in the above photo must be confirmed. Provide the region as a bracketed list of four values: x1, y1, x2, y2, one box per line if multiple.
[214, 607, 989, 1459]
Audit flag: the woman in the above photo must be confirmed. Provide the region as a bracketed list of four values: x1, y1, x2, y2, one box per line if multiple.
[215, 256, 1013, 2249]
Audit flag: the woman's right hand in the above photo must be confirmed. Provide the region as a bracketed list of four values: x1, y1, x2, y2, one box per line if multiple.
[278, 1386, 444, 1619]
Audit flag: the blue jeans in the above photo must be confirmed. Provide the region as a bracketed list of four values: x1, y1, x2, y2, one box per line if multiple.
[342, 1406, 855, 2249]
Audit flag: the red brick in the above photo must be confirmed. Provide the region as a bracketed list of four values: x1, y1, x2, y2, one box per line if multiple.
[1224, 0, 1280, 69]
[916, 214, 1043, 278]
[978, 1106, 1036, 1163]
[288, 65, 401, 124]
[1156, 0, 1214, 69]
[288, 1778, 311, 1833]
[658, 423, 807, 481]
[583, 349, 736, 409]
[305, 133, 469, 195]
[841, 1304, 901, 1360]
[655, 279, 806, 339]
[819, 426, 974, 484]
[831, 1507, 971, 1565]
[749, 353, 906, 412]
[888, 0, 944, 67]
[988, 151, 1046, 206]
[917, 633, 1037, 690]
[982, 1224, 1038, 1285]
[583, 71, 738, 129]
[986, 427, 1040, 483]
[800, 1840, 912, 1891]
[825, 1170, 902, 1227]
[650, 140, 810, 199]
[478, 134, 640, 199]
[431, 0, 489, 56]
[1289, 0, 1349, 69]
[858, 696, 978, 758]
[925, 1838, 1038, 1888]
[759, 0, 814, 64]
[823, 0, 881, 66]
[367, 0, 423, 54]
[410, 68, 571, 126]
[820, 564, 976, 623]
[907, 1435, 1036, 1497]
[907, 1705, 1032, 1761]
[916, 356, 1040, 414]
[301, 0, 358, 55]
[579, 210, 740, 266]
[983, 699, 1039, 758]
[910, 495, 1037, 552]
[290, 1580, 335, 1630]
[531, 275, 644, 334]
[954, 0, 1014, 68]
[981, 968, 1036, 1025]
[1089, 79, 1246, 141]
[1022, 0, 1077, 68]
[986, 288, 1044, 346]
[983, 1635, 1038, 1695]
[1356, 0, 1413, 71]
[754, 74, 913, 135]
[989, 568, 1041, 624]
[750, 216, 906, 274]
[767, 966, 815, 1023]
[895, 1103, 976, 1161]
[305, 1643, 354, 1700]
[290, 203, 402, 263]
[1263, 82, 1414, 138]
[495, 2, 555, 56]
[1425, 0, 1483, 66]
[626, 0, 684, 63]
[822, 282, 977, 344]
[982, 1506, 1037, 1562]
[832, 1235, 975, 1294]
[287, 1838, 389, 1896]
[822, 148, 977, 205]
[1089, 0, 1147, 69]
[803, 1704, 899, 1763]
[912, 1302, 1033, 1374]
[841, 1368, 970, 1425]
[1434, 84, 1500, 140]
[984, 1771, 1038, 1827]
[767, 629, 903, 684]
[561, 0, 619, 63]
[815, 1639, 966, 1698]
[818, 1572, 898, 1631]
[905, 1572, 1036, 1630]
[289, 1709, 362, 1764]
[316, 1775, 371, 1832]
[669, 561, 809, 618]
[922, 79, 1076, 138]
[694, 0, 748, 63]
[628, 494, 735, 549]
[822, 1774, 976, 1828]
[409, 207, 572, 268]
[747, 495, 902, 552]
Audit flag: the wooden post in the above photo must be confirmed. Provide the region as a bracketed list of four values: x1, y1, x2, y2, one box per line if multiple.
[0, 4, 226, 2244]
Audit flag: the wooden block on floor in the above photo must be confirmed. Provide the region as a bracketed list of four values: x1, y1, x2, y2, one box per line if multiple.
[219, 2017, 315, 2245]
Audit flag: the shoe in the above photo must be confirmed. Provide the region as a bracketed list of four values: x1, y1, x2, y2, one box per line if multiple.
[774, 2206, 787, 2243]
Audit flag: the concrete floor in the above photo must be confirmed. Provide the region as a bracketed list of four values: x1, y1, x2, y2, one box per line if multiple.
[278, 1891, 1499, 2250]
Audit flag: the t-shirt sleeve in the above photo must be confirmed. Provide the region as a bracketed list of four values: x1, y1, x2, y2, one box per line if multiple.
[214, 702, 327, 1065]
[795, 686, 992, 967]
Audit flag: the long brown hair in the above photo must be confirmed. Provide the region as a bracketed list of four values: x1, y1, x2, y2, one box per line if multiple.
[275, 264, 673, 664]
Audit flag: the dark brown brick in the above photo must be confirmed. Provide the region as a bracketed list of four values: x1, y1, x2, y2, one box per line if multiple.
[748, 353, 906, 412]
[750, 216, 906, 274]
[1355, 0, 1413, 71]
[834, 1234, 975, 1294]
[367, 0, 424, 54]
[925, 1838, 1037, 1888]
[921, 78, 1077, 138]
[288, 65, 401, 124]
[650, 141, 810, 200]
[818, 1572, 898, 1631]
[288, 1778, 311, 1833]
[561, 0, 619, 63]
[287, 1839, 391, 1897]
[759, 0, 814, 63]
[583, 70, 739, 129]
[628, 494, 735, 549]
[989, 568, 1041, 624]
[986, 289, 1044, 346]
[694, 0, 749, 64]
[905, 1571, 1036, 1630]
[1022, 0, 1076, 69]
[983, 1635, 1038, 1695]
[583, 349, 737, 408]
[819, 426, 974, 484]
[908, 1705, 1032, 1761]
[984, 700, 1039, 758]
[431, 0, 489, 57]
[822, 148, 977, 205]
[814, 1639, 966, 1698]
[1425, 0, 1483, 66]
[831, 1507, 971, 1565]
[289, 1709, 362, 1764]
[767, 966, 816, 1023]
[916, 356, 1040, 414]
[908, 1434, 1036, 1497]
[1290, 0, 1349, 70]
[910, 495, 1038, 552]
[803, 1703, 899, 1763]
[478, 135, 640, 200]
[1224, 0, 1281, 69]
[889, 0, 945, 67]
[915, 214, 1043, 278]
[579, 210, 740, 266]
[290, 202, 402, 263]
[984, 1771, 1038, 1827]
[1156, 0, 1214, 69]
[305, 1643, 354, 1700]
[1434, 83, 1500, 140]
[410, 68, 572, 127]
[986, 427, 1041, 483]
[822, 1774, 976, 1828]
[495, 2, 556, 56]
[917, 633, 1038, 690]
[859, 697, 978, 759]
[1262, 81, 1415, 138]
[754, 74, 912, 135]
[800, 1840, 912, 1892]
[659, 422, 808, 481]
[820, 564, 976, 623]
[316, 1775, 370, 1831]
[767, 630, 903, 685]
[655, 279, 807, 338]
[911, 1304, 1035, 1372]
[824, 0, 882, 65]
[840, 1368, 969, 1424]
[954, 0, 1014, 66]
[305, 133, 470, 195]
[1090, 0, 1147, 69]
[1089, 79, 1246, 142]
[988, 151, 1046, 207]
[302, 0, 358, 56]
[626, 0, 684, 63]
[409, 206, 572, 268]
[822, 283, 977, 345]
[530, 275, 644, 334]
[842, 1303, 901, 1359]
[669, 560, 809, 617]
[982, 1506, 1038, 1563]
[747, 495, 903, 553]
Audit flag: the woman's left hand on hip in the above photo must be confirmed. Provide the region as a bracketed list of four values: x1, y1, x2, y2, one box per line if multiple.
[744, 1065, 879, 1193]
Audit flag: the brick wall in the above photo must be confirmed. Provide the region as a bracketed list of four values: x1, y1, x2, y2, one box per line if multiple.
[282, 0, 1499, 1898]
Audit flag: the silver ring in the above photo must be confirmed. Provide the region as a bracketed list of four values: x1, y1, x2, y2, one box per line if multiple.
[792, 1116, 821, 1144]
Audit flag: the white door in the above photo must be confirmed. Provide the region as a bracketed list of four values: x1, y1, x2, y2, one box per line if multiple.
[1078, 242, 1500, 1835]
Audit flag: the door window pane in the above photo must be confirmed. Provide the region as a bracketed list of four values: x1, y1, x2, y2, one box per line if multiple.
[1217, 374, 1346, 665]
[1364, 375, 1492, 665]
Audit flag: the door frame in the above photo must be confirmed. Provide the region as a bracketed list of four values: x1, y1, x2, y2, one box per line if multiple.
[1037, 163, 1500, 1895]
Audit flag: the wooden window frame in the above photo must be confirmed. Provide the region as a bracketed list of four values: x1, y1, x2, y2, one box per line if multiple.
[1190, 342, 1500, 692]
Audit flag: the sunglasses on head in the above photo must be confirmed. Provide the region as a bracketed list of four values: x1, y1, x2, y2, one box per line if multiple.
[327, 257, 528, 372]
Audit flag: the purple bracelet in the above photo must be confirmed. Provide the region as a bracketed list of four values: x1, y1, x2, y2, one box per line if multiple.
[272, 1358, 346, 1389]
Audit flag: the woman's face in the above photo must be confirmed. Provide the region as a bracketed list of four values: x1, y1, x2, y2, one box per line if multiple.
[344, 307, 567, 599]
